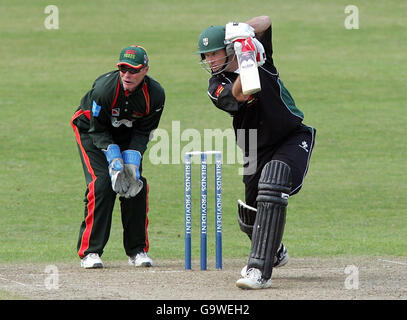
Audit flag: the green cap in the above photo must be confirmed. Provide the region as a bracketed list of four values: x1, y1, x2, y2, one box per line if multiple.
[196, 25, 226, 54]
[117, 45, 148, 69]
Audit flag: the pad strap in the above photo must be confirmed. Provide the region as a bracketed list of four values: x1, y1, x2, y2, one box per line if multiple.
[237, 199, 257, 239]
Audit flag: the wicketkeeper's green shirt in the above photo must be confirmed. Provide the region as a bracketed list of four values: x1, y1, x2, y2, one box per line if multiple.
[72, 70, 165, 154]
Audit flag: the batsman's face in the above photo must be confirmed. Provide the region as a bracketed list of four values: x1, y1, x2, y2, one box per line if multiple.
[204, 49, 228, 73]
[119, 66, 149, 92]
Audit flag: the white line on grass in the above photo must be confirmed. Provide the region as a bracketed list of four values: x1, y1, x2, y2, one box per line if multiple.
[0, 275, 28, 287]
[140, 270, 185, 273]
[378, 259, 407, 266]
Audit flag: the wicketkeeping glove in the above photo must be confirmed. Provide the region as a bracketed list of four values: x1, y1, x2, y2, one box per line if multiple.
[122, 150, 143, 198]
[103, 144, 129, 194]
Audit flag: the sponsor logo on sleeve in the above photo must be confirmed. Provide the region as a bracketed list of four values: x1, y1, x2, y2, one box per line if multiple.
[92, 100, 101, 117]
[215, 85, 224, 97]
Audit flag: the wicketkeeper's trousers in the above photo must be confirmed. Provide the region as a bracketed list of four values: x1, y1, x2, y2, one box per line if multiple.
[72, 127, 150, 259]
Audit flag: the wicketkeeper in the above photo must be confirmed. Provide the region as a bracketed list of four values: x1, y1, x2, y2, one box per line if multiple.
[197, 16, 316, 289]
[70, 45, 165, 268]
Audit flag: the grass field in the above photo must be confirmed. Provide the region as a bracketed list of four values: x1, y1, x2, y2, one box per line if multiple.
[1, 0, 406, 268]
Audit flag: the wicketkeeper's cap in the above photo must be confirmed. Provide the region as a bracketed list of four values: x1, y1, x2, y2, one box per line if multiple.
[117, 45, 149, 69]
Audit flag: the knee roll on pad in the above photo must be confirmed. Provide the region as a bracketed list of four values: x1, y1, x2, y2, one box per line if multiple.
[237, 199, 257, 238]
[248, 160, 292, 279]
[256, 160, 292, 204]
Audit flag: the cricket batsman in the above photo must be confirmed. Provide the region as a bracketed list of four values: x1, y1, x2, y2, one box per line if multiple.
[197, 16, 316, 289]
[70, 45, 165, 268]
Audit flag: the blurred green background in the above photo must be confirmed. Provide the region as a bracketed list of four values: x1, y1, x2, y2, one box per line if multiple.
[0, 0, 406, 265]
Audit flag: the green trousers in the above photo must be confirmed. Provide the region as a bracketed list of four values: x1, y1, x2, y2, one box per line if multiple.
[73, 129, 150, 258]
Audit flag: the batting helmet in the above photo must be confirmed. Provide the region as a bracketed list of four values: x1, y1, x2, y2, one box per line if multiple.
[197, 26, 227, 55]
[197, 25, 235, 74]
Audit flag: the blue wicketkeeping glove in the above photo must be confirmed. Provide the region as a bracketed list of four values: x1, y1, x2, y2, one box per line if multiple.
[122, 150, 143, 198]
[103, 144, 129, 194]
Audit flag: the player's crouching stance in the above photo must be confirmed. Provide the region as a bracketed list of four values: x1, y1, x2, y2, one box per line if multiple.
[71, 45, 165, 269]
[197, 16, 316, 289]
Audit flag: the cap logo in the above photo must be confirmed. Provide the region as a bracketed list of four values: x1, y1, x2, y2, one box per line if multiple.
[203, 37, 209, 46]
[124, 49, 136, 59]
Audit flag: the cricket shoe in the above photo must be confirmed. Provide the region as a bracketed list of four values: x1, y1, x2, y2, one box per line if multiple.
[240, 243, 289, 277]
[236, 268, 272, 290]
[128, 252, 153, 267]
[80, 253, 104, 269]
[274, 243, 289, 268]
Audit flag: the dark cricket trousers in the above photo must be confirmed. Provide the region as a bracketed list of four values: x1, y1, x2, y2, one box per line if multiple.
[72, 125, 150, 259]
[244, 126, 316, 207]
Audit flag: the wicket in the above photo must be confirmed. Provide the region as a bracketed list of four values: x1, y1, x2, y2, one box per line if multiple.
[184, 151, 222, 270]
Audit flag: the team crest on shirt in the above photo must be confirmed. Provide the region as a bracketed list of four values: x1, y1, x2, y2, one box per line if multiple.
[112, 108, 120, 116]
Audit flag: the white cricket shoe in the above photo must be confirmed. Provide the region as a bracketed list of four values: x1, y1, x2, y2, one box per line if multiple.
[80, 253, 104, 269]
[236, 268, 272, 289]
[128, 252, 153, 267]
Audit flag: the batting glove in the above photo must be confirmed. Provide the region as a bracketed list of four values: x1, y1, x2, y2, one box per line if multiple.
[234, 37, 266, 66]
[103, 144, 129, 194]
[224, 22, 255, 44]
[122, 150, 143, 198]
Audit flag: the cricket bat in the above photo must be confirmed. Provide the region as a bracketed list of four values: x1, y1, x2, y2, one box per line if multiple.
[234, 40, 261, 95]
